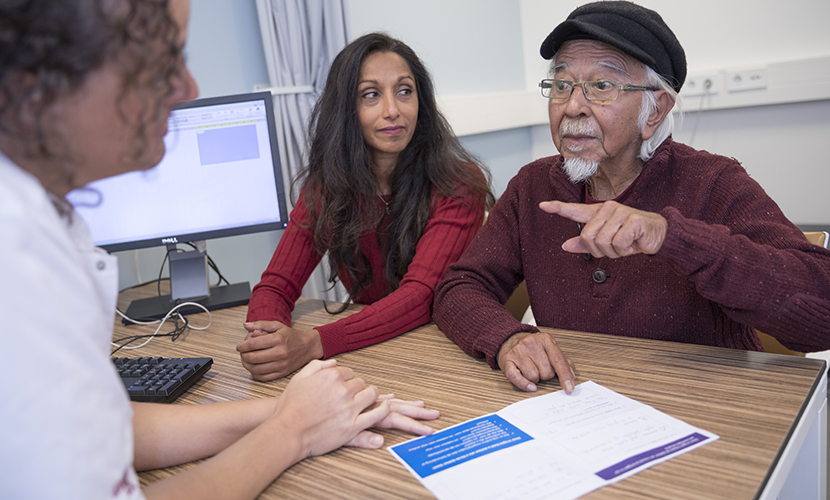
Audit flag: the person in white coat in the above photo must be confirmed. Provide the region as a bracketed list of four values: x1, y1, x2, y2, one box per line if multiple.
[0, 1, 437, 499]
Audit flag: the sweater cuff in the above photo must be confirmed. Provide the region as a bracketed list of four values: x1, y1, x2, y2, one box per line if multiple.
[658, 206, 729, 276]
[317, 321, 347, 358]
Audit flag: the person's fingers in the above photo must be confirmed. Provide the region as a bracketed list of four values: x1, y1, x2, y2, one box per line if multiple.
[345, 430, 385, 449]
[503, 361, 537, 392]
[293, 359, 335, 379]
[575, 207, 612, 258]
[243, 363, 285, 382]
[632, 212, 668, 255]
[236, 332, 282, 353]
[512, 335, 557, 382]
[539, 200, 599, 223]
[353, 387, 388, 430]
[512, 354, 540, 384]
[387, 400, 439, 421]
[561, 235, 589, 254]
[376, 411, 436, 436]
[329, 364, 356, 384]
[592, 209, 625, 259]
[542, 339, 576, 393]
[243, 320, 286, 333]
[238, 344, 288, 365]
[242, 359, 280, 377]
[528, 341, 557, 382]
[560, 202, 667, 258]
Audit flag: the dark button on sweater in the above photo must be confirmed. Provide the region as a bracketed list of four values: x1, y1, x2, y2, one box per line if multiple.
[592, 268, 608, 284]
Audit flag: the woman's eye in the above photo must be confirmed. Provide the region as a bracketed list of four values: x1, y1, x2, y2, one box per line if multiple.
[361, 91, 379, 99]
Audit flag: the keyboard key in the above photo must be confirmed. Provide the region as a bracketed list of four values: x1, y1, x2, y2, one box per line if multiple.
[127, 385, 149, 396]
[159, 380, 180, 395]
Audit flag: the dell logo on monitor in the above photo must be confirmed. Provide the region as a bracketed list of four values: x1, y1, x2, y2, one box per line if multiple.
[161, 237, 179, 244]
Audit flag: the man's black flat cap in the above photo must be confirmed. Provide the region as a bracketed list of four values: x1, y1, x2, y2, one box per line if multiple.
[540, 1, 686, 92]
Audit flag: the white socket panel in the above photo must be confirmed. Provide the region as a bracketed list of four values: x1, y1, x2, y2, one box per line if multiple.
[683, 74, 719, 97]
[726, 68, 768, 92]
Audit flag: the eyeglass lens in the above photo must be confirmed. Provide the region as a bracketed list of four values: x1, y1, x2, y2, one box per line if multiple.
[541, 80, 619, 101]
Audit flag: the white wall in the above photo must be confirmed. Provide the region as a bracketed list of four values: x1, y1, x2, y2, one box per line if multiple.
[114, 0, 830, 293]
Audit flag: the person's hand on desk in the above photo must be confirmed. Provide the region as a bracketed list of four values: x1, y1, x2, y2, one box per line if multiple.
[237, 320, 324, 381]
[138, 359, 439, 499]
[497, 332, 576, 393]
[274, 360, 438, 456]
[350, 393, 439, 446]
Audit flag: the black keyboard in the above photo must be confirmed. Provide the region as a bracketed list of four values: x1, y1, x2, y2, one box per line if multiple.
[112, 356, 213, 403]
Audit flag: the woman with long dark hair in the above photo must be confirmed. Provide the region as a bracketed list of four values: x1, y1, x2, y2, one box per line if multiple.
[238, 33, 494, 381]
[1, 3, 438, 499]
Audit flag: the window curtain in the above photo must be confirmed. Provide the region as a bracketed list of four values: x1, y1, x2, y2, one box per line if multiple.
[254, 0, 350, 302]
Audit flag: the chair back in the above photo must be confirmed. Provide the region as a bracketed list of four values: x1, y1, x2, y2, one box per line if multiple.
[803, 231, 829, 249]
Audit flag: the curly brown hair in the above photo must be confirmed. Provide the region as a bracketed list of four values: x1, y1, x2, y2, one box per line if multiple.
[0, 0, 184, 166]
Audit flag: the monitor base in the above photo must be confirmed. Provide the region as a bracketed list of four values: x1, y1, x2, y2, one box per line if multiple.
[122, 282, 251, 325]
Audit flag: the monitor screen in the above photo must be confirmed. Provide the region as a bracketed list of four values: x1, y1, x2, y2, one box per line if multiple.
[68, 91, 289, 322]
[70, 91, 288, 252]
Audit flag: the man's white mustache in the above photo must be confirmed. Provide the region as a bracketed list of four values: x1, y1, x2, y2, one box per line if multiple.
[561, 119, 598, 136]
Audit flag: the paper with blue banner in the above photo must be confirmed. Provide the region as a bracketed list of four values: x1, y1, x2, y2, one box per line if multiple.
[389, 381, 718, 500]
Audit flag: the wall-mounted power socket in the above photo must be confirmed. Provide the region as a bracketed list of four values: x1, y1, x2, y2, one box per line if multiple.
[726, 68, 768, 92]
[683, 74, 719, 97]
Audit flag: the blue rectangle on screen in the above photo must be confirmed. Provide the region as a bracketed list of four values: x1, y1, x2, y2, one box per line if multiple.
[391, 414, 533, 479]
[594, 432, 709, 480]
[197, 124, 260, 165]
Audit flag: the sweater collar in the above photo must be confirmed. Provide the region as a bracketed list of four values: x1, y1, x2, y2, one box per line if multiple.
[549, 136, 675, 203]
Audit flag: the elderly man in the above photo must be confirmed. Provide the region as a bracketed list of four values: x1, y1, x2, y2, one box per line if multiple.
[433, 0, 830, 393]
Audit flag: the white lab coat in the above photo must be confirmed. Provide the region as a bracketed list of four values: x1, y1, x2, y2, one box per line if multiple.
[0, 154, 144, 499]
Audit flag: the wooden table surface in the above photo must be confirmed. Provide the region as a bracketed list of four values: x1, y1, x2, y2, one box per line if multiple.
[113, 290, 825, 500]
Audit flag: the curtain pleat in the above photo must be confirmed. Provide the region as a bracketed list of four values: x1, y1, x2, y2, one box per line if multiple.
[254, 0, 351, 302]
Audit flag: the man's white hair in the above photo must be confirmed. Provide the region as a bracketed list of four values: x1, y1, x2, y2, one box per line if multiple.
[638, 64, 680, 161]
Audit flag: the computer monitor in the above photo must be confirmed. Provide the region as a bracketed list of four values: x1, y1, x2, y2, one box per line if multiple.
[69, 91, 289, 323]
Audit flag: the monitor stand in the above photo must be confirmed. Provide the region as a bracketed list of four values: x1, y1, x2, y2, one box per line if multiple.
[122, 242, 252, 324]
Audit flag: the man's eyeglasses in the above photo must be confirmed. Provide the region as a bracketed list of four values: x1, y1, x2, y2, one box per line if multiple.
[539, 79, 658, 102]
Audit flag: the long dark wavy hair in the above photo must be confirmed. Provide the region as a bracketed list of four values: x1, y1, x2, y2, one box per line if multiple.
[0, 0, 184, 170]
[293, 32, 494, 303]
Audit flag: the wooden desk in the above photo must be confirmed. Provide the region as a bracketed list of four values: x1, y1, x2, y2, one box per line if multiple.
[113, 292, 826, 499]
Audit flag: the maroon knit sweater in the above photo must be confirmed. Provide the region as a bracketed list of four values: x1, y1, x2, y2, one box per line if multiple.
[247, 190, 485, 357]
[434, 139, 830, 369]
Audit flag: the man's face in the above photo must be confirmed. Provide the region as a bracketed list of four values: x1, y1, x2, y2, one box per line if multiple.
[52, 0, 198, 189]
[547, 40, 649, 171]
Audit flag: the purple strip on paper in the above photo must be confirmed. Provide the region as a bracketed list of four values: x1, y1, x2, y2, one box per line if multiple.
[594, 432, 709, 480]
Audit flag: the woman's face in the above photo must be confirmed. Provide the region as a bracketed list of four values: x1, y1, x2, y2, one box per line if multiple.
[356, 51, 418, 169]
[46, 0, 198, 194]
